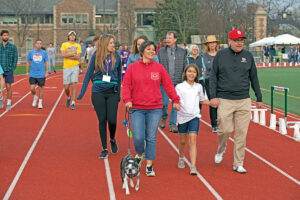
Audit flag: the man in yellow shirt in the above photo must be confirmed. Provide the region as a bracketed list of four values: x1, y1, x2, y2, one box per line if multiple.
[61, 31, 81, 110]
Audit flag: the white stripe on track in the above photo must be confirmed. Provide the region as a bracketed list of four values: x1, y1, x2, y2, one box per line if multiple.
[0, 75, 60, 118]
[3, 89, 64, 200]
[104, 158, 116, 200]
[158, 128, 223, 200]
[200, 119, 300, 186]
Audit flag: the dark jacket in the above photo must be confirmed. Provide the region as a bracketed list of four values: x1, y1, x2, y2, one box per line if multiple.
[77, 53, 122, 99]
[186, 54, 203, 78]
[210, 47, 262, 102]
[157, 44, 187, 85]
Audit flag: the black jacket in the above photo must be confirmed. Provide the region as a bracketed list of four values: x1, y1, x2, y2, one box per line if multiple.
[210, 47, 262, 102]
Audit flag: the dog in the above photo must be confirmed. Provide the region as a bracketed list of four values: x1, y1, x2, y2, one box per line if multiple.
[120, 154, 140, 195]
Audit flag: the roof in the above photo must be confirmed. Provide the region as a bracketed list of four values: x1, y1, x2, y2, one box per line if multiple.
[0, 0, 117, 15]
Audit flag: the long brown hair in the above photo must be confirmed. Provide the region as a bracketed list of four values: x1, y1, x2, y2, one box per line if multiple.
[131, 35, 148, 54]
[95, 34, 116, 72]
[182, 64, 200, 82]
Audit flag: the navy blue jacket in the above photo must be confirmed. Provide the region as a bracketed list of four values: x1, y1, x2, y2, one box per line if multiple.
[77, 53, 122, 99]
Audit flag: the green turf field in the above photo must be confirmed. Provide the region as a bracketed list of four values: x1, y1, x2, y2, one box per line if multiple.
[14, 65, 87, 75]
[250, 68, 300, 116]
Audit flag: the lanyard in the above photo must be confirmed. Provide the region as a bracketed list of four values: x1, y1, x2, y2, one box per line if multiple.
[105, 55, 112, 75]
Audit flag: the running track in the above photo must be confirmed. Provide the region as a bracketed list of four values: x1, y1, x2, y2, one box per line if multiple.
[0, 71, 299, 200]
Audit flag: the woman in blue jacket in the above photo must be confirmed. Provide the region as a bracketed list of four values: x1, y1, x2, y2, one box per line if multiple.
[127, 35, 158, 67]
[77, 34, 122, 158]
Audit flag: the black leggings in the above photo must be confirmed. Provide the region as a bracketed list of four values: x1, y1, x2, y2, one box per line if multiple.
[204, 79, 218, 127]
[92, 89, 119, 150]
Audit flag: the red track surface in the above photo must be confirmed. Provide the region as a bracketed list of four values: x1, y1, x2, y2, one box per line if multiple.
[0, 71, 299, 200]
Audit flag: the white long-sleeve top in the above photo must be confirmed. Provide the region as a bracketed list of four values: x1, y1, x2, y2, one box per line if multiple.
[175, 81, 206, 124]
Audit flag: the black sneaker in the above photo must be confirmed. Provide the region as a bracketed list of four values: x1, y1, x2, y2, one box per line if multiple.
[146, 165, 155, 177]
[70, 104, 76, 110]
[54, 70, 56, 74]
[66, 97, 71, 107]
[98, 149, 108, 159]
[135, 154, 145, 167]
[110, 139, 118, 154]
[212, 127, 217, 133]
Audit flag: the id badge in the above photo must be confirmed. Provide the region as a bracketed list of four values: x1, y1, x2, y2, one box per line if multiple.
[102, 75, 111, 82]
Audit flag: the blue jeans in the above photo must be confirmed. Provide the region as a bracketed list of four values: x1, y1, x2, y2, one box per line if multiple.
[130, 108, 162, 160]
[160, 86, 177, 126]
[288, 56, 296, 64]
[48, 57, 56, 73]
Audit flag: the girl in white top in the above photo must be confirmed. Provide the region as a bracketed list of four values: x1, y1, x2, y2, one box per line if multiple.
[175, 64, 210, 175]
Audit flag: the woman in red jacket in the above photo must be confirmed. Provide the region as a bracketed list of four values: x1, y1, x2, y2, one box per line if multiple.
[123, 41, 180, 177]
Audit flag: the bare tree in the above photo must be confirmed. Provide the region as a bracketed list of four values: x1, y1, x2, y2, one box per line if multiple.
[1, 0, 44, 56]
[119, 0, 137, 45]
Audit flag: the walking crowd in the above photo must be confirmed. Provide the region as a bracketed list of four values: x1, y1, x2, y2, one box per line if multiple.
[0, 28, 263, 177]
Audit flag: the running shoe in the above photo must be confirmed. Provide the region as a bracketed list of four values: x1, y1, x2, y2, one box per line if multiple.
[66, 96, 71, 107]
[233, 166, 247, 174]
[110, 139, 118, 154]
[146, 165, 155, 177]
[98, 149, 108, 159]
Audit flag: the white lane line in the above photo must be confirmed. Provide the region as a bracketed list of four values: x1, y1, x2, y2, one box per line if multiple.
[104, 158, 116, 200]
[2, 78, 27, 91]
[0, 75, 60, 118]
[200, 119, 300, 186]
[158, 128, 223, 200]
[3, 89, 64, 200]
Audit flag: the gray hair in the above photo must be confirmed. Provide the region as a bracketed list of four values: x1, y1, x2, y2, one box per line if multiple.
[189, 44, 199, 54]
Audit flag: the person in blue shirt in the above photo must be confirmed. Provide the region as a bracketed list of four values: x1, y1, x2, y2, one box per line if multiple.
[0, 65, 5, 109]
[127, 35, 159, 68]
[77, 34, 122, 159]
[26, 39, 49, 109]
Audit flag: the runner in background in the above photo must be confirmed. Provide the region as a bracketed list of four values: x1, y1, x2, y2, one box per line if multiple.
[61, 31, 81, 110]
[0, 30, 18, 111]
[26, 39, 49, 109]
[46, 43, 56, 74]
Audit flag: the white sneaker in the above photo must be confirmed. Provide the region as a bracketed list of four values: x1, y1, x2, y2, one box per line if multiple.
[214, 150, 225, 164]
[233, 166, 247, 174]
[32, 96, 38, 107]
[38, 102, 43, 109]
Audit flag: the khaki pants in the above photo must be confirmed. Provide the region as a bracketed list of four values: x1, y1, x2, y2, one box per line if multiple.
[217, 98, 251, 166]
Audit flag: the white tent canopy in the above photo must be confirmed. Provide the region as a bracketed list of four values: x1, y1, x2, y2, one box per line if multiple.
[249, 34, 300, 47]
[249, 37, 275, 47]
[273, 34, 300, 45]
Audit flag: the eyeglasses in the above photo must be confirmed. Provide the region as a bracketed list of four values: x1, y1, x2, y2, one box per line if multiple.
[232, 39, 245, 43]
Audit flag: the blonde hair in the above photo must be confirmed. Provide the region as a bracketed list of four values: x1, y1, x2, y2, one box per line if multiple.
[182, 64, 200, 82]
[95, 34, 116, 72]
[205, 42, 219, 53]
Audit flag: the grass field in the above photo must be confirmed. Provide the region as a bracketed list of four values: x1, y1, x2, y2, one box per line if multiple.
[250, 67, 300, 116]
[14, 65, 64, 75]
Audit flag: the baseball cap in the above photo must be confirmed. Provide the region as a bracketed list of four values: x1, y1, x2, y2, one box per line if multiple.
[68, 31, 76, 36]
[228, 29, 247, 40]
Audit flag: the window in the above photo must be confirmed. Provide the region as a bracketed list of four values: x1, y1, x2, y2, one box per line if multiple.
[21, 15, 53, 24]
[136, 13, 153, 27]
[62, 14, 87, 24]
[62, 15, 67, 24]
[76, 15, 81, 24]
[82, 14, 87, 24]
[2, 16, 18, 24]
[95, 14, 116, 24]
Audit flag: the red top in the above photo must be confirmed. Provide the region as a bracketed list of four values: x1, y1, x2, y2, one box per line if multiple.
[122, 59, 180, 109]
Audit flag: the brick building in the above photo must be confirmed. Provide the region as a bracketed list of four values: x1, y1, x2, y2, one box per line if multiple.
[0, 0, 161, 57]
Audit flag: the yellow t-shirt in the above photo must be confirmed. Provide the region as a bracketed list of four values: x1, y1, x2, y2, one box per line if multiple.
[61, 42, 82, 68]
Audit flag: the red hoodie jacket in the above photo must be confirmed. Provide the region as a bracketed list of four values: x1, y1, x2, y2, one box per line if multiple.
[122, 60, 180, 109]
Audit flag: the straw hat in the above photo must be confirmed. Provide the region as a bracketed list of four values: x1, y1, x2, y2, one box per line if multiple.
[203, 35, 220, 45]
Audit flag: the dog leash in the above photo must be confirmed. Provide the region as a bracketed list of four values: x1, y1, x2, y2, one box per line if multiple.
[122, 108, 132, 155]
